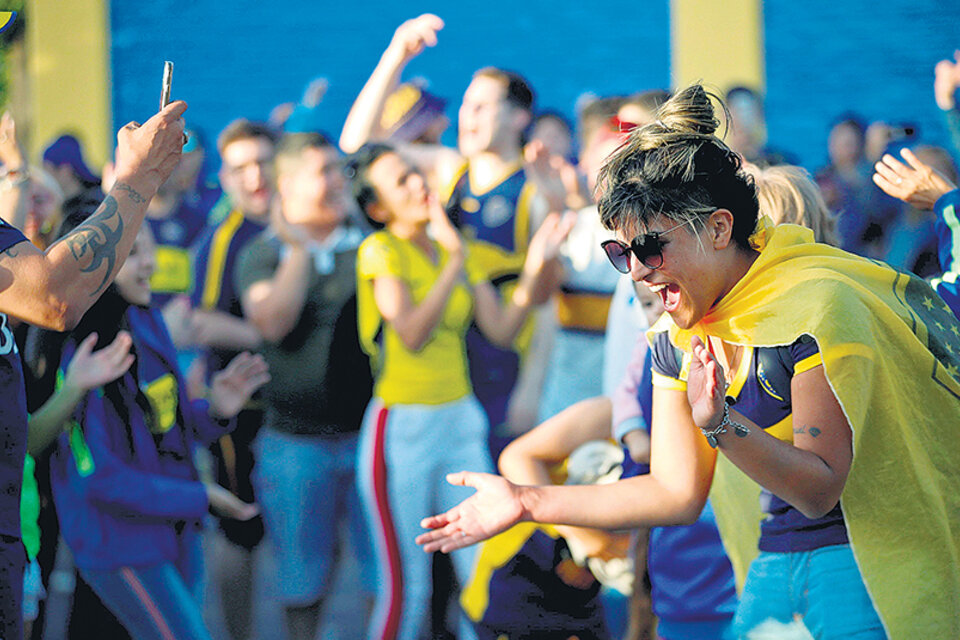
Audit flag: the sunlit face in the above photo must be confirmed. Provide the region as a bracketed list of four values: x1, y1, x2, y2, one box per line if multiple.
[114, 226, 156, 307]
[219, 137, 275, 218]
[278, 146, 345, 229]
[367, 152, 430, 228]
[618, 216, 723, 330]
[458, 76, 520, 157]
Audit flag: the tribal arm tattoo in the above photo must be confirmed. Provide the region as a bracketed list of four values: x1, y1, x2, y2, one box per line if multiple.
[64, 194, 125, 296]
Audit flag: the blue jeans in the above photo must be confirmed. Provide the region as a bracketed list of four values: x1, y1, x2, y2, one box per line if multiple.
[732, 544, 886, 639]
[252, 428, 374, 606]
[81, 529, 209, 640]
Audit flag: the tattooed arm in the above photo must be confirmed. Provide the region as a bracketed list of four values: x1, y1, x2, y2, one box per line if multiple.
[0, 101, 188, 330]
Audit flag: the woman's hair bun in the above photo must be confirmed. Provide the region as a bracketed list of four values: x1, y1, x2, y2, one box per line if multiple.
[656, 84, 720, 136]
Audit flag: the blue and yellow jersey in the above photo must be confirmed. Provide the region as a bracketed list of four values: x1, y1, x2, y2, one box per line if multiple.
[190, 209, 267, 317]
[443, 159, 536, 262]
[146, 202, 208, 306]
[461, 522, 609, 640]
[442, 161, 538, 429]
[650, 332, 849, 553]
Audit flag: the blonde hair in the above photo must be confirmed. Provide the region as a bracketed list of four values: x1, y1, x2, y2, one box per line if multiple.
[742, 163, 837, 246]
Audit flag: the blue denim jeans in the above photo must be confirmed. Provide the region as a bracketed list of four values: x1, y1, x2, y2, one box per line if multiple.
[252, 428, 374, 605]
[732, 544, 886, 639]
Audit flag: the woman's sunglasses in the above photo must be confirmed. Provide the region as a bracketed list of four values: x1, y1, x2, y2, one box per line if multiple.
[600, 220, 689, 273]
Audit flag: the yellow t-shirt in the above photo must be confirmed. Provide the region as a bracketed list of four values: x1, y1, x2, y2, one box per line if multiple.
[357, 231, 489, 406]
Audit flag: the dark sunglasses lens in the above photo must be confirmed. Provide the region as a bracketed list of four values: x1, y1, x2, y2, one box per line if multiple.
[601, 241, 631, 274]
[632, 235, 664, 269]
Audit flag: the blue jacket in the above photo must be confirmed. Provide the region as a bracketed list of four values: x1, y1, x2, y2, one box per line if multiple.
[932, 189, 960, 319]
[51, 306, 232, 571]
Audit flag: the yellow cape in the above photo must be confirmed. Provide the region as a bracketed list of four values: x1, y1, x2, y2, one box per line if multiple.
[669, 221, 960, 639]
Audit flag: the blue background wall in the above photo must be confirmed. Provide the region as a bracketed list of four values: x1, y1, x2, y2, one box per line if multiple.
[764, 1, 960, 169]
[110, 0, 670, 154]
[111, 1, 960, 172]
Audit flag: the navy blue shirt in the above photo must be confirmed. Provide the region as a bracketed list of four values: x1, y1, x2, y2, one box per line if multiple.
[0, 220, 30, 538]
[650, 332, 849, 553]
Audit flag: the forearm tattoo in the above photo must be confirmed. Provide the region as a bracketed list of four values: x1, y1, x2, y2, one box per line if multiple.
[65, 195, 124, 295]
[113, 181, 147, 204]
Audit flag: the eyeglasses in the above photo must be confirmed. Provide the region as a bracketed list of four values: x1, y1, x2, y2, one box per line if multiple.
[600, 220, 690, 273]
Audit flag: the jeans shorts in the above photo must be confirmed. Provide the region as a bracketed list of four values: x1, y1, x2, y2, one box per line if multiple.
[732, 544, 886, 639]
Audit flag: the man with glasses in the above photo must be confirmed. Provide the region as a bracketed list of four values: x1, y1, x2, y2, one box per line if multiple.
[188, 118, 275, 640]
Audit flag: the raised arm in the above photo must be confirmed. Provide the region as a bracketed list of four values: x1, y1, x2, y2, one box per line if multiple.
[240, 210, 313, 343]
[0, 112, 29, 232]
[27, 331, 134, 456]
[374, 208, 465, 352]
[0, 102, 187, 330]
[339, 14, 444, 154]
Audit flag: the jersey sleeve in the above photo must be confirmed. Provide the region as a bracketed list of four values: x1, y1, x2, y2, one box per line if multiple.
[649, 330, 687, 391]
[0, 219, 28, 253]
[356, 232, 404, 282]
[790, 334, 822, 375]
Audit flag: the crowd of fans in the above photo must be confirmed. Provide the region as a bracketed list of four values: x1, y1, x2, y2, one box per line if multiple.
[1, 13, 959, 640]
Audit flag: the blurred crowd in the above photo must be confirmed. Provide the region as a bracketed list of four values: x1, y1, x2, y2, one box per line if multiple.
[1, 13, 960, 640]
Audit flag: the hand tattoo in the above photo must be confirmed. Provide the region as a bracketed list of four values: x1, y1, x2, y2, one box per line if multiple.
[113, 182, 147, 204]
[64, 195, 124, 295]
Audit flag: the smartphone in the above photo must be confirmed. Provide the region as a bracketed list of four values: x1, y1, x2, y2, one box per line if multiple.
[160, 61, 174, 111]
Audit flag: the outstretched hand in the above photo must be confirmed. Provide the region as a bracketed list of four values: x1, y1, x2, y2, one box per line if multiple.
[686, 336, 727, 429]
[416, 471, 526, 553]
[208, 352, 270, 419]
[872, 147, 957, 210]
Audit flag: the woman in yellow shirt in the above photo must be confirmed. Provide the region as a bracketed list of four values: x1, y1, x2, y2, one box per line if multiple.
[349, 143, 570, 640]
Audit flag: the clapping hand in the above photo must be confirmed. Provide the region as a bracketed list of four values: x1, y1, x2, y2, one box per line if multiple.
[686, 336, 726, 430]
[63, 331, 136, 394]
[207, 352, 270, 420]
[524, 140, 587, 214]
[517, 211, 576, 306]
[934, 50, 960, 111]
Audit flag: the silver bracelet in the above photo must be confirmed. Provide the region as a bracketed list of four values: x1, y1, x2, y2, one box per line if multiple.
[700, 403, 750, 448]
